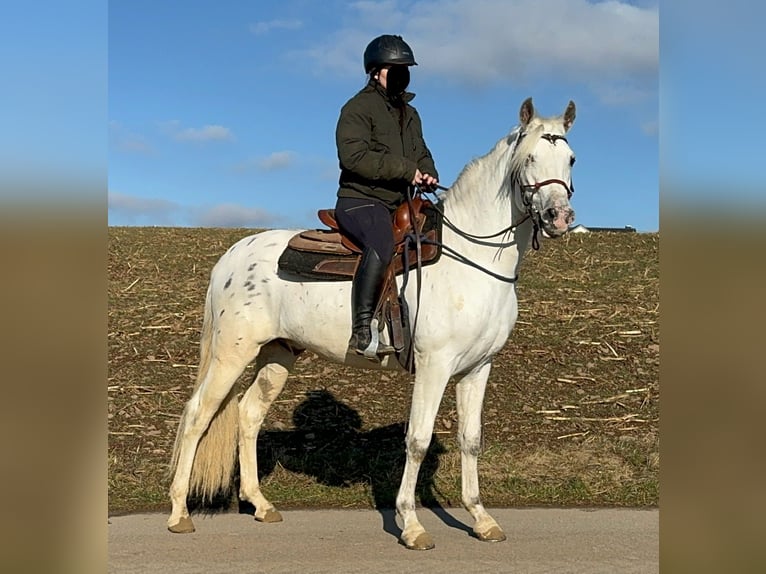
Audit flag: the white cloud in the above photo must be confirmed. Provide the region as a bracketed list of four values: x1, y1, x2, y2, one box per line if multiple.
[189, 203, 281, 228]
[298, 0, 658, 102]
[250, 19, 303, 35]
[109, 121, 153, 155]
[160, 121, 235, 143]
[175, 125, 234, 142]
[108, 191, 181, 225]
[108, 190, 282, 228]
[641, 119, 658, 137]
[257, 151, 296, 171]
[233, 151, 297, 173]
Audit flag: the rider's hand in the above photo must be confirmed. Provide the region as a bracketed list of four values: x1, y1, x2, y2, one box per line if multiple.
[411, 169, 438, 190]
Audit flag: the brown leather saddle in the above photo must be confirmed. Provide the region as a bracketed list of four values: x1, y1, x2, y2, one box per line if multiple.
[278, 196, 442, 280]
[277, 197, 443, 372]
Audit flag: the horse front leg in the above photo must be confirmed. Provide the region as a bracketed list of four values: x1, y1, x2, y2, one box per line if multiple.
[456, 361, 506, 542]
[396, 361, 450, 550]
[238, 342, 297, 523]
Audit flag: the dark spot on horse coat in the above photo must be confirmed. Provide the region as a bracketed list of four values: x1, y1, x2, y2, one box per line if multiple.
[224, 277, 232, 289]
[244, 301, 252, 306]
[247, 237, 257, 246]
[261, 278, 270, 284]
[459, 435, 482, 457]
[244, 280, 255, 291]
[248, 263, 257, 271]
[219, 309, 225, 317]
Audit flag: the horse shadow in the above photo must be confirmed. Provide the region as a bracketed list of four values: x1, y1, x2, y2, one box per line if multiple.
[237, 389, 472, 540]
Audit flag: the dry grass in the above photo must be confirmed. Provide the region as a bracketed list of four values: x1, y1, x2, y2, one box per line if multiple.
[108, 228, 659, 514]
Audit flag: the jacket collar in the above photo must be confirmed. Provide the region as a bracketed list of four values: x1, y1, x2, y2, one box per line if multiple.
[367, 79, 415, 105]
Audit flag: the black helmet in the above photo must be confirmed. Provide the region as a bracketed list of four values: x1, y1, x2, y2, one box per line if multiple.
[363, 34, 417, 73]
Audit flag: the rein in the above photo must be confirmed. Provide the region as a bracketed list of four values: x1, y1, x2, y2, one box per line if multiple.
[412, 185, 523, 283]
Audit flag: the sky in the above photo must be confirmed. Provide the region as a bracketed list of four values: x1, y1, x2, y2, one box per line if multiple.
[108, 0, 659, 231]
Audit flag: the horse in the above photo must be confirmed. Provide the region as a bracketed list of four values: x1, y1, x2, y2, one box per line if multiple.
[167, 96, 577, 550]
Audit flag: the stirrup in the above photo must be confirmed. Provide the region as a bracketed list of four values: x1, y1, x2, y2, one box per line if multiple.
[350, 319, 395, 359]
[365, 318, 395, 358]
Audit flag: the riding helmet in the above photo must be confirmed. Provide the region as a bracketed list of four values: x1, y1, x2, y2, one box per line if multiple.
[363, 34, 417, 73]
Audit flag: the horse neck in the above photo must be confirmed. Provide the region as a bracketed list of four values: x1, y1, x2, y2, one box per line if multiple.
[441, 135, 533, 262]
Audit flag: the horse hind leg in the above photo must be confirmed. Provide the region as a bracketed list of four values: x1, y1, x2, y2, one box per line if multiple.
[456, 362, 506, 543]
[167, 337, 260, 534]
[238, 340, 299, 523]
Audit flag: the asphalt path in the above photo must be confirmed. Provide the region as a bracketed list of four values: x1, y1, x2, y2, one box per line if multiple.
[109, 508, 658, 573]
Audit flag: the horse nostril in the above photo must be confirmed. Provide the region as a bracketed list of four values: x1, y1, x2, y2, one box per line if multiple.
[545, 207, 557, 221]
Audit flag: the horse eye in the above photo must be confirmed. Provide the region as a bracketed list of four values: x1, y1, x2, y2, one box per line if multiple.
[570, 156, 576, 166]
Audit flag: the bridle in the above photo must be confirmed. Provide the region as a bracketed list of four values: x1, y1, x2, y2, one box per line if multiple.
[422, 130, 575, 255]
[512, 132, 575, 250]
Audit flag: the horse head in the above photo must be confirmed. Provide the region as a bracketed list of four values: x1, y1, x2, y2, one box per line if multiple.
[510, 97, 577, 238]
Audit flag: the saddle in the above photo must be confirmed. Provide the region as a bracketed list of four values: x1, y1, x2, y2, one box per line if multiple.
[281, 197, 441, 278]
[277, 197, 443, 373]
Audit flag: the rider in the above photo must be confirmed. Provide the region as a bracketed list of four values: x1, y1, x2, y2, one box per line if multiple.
[334, 34, 439, 358]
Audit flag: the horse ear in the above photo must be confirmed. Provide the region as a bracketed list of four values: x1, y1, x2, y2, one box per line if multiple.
[519, 97, 534, 128]
[563, 100, 576, 131]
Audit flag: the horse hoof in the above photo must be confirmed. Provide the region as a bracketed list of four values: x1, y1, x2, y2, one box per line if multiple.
[475, 525, 506, 542]
[404, 532, 435, 551]
[168, 516, 195, 534]
[255, 509, 283, 523]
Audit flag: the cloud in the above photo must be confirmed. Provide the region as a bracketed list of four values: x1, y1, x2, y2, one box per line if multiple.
[641, 119, 658, 137]
[108, 190, 282, 228]
[257, 151, 296, 171]
[175, 125, 234, 143]
[298, 0, 658, 102]
[188, 203, 282, 228]
[109, 121, 153, 155]
[160, 120, 235, 143]
[233, 151, 297, 173]
[250, 19, 303, 35]
[108, 191, 181, 225]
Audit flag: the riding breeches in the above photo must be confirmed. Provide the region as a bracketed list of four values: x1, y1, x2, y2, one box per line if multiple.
[334, 197, 395, 265]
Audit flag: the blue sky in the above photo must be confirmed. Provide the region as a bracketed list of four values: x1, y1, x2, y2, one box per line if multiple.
[108, 0, 659, 231]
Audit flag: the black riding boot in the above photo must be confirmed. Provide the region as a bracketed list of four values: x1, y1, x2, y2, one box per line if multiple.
[348, 248, 396, 358]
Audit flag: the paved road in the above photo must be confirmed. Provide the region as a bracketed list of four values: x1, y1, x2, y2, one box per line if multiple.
[109, 508, 658, 573]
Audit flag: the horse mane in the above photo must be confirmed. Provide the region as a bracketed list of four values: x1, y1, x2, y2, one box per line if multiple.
[449, 128, 521, 196]
[445, 111, 566, 204]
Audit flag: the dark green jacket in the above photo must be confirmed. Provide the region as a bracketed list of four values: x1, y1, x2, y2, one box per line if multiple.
[336, 81, 438, 210]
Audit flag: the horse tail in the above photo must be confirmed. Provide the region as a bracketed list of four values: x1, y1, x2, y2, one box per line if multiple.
[169, 283, 240, 502]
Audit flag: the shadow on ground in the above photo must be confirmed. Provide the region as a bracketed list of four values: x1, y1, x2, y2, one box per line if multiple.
[190, 389, 469, 539]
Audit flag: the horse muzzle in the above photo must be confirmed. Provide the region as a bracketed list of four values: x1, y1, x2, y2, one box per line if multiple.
[540, 205, 575, 237]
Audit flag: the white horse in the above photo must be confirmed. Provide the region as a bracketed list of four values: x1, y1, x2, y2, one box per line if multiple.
[168, 97, 577, 550]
